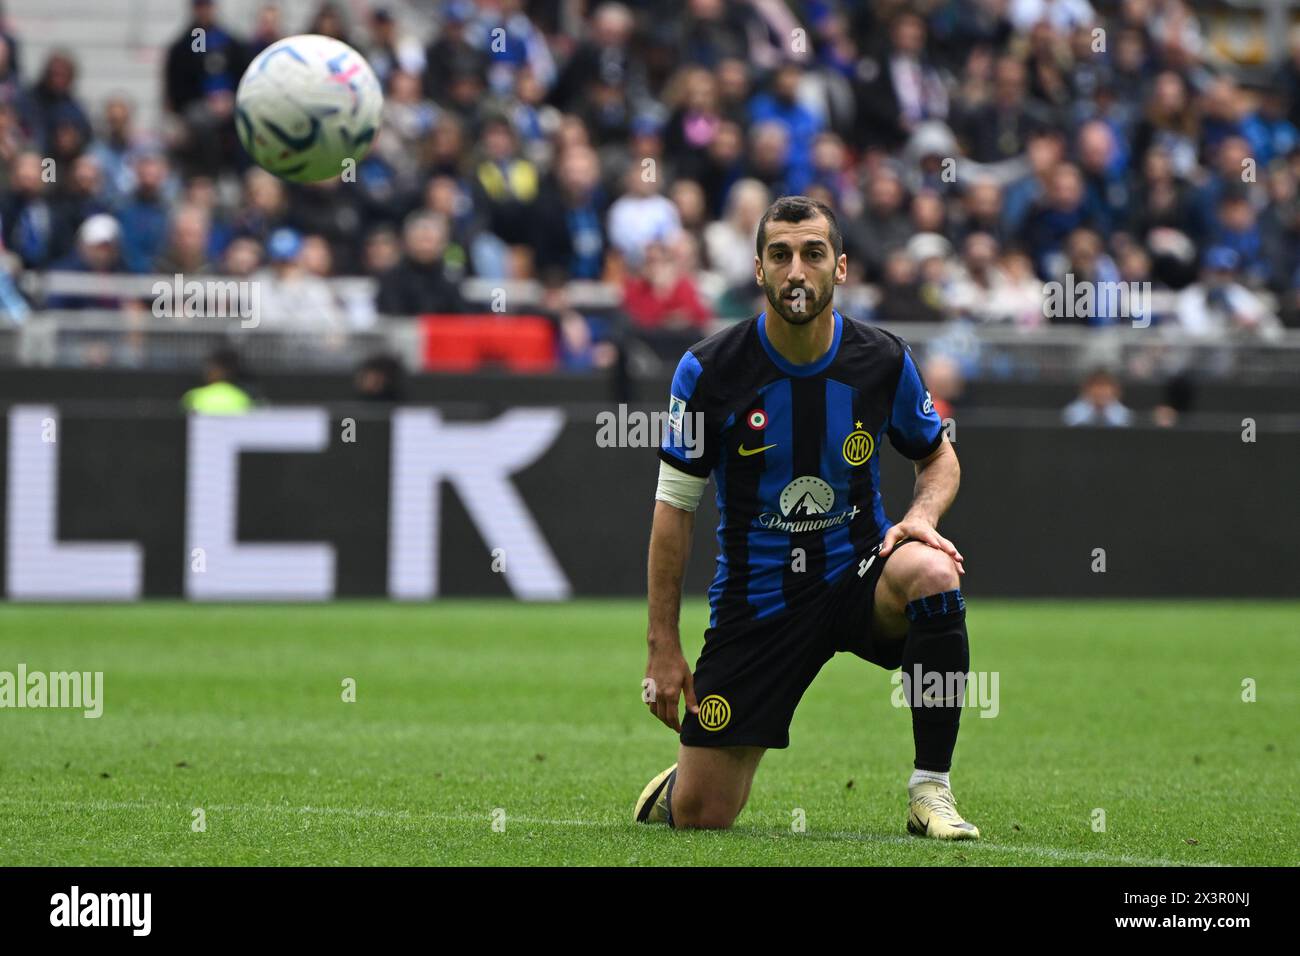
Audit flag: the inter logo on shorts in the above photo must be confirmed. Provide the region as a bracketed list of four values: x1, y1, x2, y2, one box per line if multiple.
[697, 694, 731, 731]
[842, 421, 874, 466]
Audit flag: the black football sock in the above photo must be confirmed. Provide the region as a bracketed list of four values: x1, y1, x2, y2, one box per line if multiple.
[900, 590, 969, 774]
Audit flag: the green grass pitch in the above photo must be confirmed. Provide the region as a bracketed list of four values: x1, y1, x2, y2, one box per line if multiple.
[0, 600, 1295, 866]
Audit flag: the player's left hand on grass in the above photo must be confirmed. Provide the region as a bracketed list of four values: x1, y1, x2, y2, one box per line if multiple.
[880, 518, 965, 575]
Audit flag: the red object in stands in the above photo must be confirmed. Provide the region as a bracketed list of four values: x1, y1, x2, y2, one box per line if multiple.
[419, 314, 557, 371]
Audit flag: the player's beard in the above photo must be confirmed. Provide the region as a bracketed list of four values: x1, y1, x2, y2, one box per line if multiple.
[763, 276, 833, 327]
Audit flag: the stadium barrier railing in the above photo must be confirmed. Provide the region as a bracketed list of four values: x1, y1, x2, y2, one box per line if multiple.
[5, 271, 1299, 383]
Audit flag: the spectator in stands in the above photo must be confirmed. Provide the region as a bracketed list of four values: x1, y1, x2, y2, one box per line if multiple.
[471, 115, 539, 270]
[748, 62, 821, 195]
[466, 0, 557, 99]
[422, 1, 487, 117]
[1209, 188, 1266, 287]
[362, 228, 400, 279]
[88, 97, 139, 207]
[182, 348, 253, 415]
[663, 67, 724, 184]
[374, 69, 437, 193]
[672, 0, 751, 70]
[910, 188, 951, 243]
[1261, 162, 1300, 295]
[550, 3, 643, 116]
[254, 227, 344, 332]
[164, 0, 248, 177]
[154, 204, 213, 276]
[695, 119, 746, 217]
[955, 55, 1051, 164]
[510, 67, 562, 167]
[1023, 21, 1072, 119]
[703, 178, 768, 296]
[807, 132, 857, 213]
[954, 177, 1006, 246]
[946, 232, 1018, 324]
[853, 10, 949, 152]
[1001, 127, 1066, 238]
[181, 175, 230, 255]
[1116, 242, 1157, 328]
[843, 168, 911, 283]
[997, 249, 1050, 327]
[606, 161, 682, 271]
[1048, 227, 1122, 326]
[1022, 162, 1096, 277]
[0, 151, 55, 268]
[714, 57, 752, 126]
[1198, 76, 1249, 159]
[21, 50, 92, 156]
[744, 120, 796, 200]
[871, 247, 946, 325]
[45, 214, 132, 311]
[230, 168, 287, 247]
[364, 8, 426, 91]
[0, 244, 28, 323]
[1176, 246, 1283, 341]
[0, 29, 20, 90]
[117, 148, 174, 273]
[1130, 145, 1193, 244]
[417, 175, 487, 280]
[1076, 120, 1129, 236]
[247, 2, 283, 57]
[622, 237, 711, 332]
[50, 155, 110, 262]
[1063, 368, 1132, 427]
[531, 144, 608, 281]
[376, 212, 466, 317]
[1131, 71, 1199, 180]
[0, 102, 26, 193]
[575, 70, 633, 153]
[307, 2, 353, 46]
[1242, 86, 1299, 168]
[539, 267, 619, 372]
[220, 236, 262, 277]
[1273, 25, 1300, 130]
[669, 179, 709, 250]
[1188, 135, 1253, 243]
[286, 177, 372, 276]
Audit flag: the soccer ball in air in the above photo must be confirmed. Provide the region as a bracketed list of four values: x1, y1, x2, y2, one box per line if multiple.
[235, 34, 383, 183]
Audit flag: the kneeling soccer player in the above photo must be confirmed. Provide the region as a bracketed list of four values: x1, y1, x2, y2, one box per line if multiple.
[634, 196, 978, 839]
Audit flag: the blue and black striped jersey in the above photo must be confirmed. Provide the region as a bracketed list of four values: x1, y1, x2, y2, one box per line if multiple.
[659, 310, 944, 629]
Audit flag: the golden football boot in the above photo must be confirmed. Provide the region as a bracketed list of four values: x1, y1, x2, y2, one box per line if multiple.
[633, 764, 677, 825]
[907, 780, 980, 839]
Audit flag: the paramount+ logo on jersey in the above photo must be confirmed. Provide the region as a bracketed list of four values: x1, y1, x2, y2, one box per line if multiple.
[755, 476, 862, 533]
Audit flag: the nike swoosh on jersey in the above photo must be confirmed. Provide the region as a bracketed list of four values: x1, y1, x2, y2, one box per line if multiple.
[737, 443, 777, 457]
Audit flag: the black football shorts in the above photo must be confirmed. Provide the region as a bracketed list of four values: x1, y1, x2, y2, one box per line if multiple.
[679, 544, 903, 749]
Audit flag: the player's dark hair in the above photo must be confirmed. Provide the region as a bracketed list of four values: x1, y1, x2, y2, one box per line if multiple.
[756, 196, 843, 261]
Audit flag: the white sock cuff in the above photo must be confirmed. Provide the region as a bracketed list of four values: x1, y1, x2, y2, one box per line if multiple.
[909, 769, 951, 790]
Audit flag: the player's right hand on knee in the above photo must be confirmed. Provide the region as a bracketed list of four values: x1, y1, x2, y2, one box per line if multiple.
[644, 643, 699, 733]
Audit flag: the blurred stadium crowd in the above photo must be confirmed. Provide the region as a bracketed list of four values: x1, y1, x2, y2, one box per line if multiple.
[1, 0, 1299, 378]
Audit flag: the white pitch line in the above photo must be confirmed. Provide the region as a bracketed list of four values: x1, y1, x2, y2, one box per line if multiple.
[0, 798, 1236, 866]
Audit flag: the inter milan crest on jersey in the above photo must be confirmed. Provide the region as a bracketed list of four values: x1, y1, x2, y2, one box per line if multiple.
[842, 421, 875, 466]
